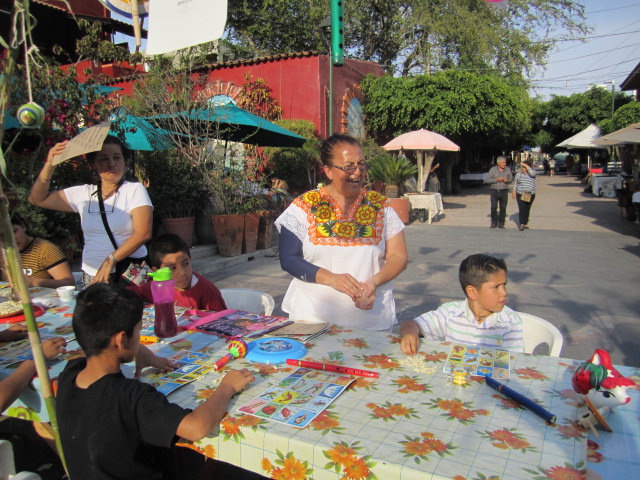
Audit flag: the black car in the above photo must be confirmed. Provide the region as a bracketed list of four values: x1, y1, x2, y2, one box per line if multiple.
[554, 158, 566, 172]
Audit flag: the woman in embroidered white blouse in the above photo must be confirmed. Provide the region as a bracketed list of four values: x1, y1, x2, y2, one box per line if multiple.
[274, 134, 408, 330]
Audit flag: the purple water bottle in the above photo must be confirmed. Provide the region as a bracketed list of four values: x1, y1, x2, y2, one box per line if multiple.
[148, 267, 177, 338]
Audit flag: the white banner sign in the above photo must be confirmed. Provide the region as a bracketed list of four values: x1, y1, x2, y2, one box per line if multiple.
[147, 0, 228, 55]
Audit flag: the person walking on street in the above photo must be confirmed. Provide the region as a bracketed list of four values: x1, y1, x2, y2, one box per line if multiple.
[512, 160, 537, 231]
[549, 158, 556, 177]
[485, 156, 513, 229]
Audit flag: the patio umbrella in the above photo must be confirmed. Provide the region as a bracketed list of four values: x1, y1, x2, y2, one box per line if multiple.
[592, 123, 640, 146]
[146, 103, 306, 148]
[108, 108, 175, 151]
[383, 129, 460, 193]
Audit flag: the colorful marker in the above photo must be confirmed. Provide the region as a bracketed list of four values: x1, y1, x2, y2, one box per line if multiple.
[285, 359, 379, 378]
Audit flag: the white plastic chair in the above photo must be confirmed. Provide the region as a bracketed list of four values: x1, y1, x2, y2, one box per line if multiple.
[72, 271, 84, 288]
[219, 288, 275, 315]
[0, 440, 41, 480]
[518, 312, 564, 357]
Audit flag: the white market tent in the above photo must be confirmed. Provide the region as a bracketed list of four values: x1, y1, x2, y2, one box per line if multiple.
[556, 123, 607, 171]
[557, 124, 607, 149]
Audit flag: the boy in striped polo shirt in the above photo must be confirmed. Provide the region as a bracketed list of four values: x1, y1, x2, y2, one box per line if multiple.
[400, 254, 524, 355]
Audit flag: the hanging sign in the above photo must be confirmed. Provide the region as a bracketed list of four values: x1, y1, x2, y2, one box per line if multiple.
[146, 0, 228, 55]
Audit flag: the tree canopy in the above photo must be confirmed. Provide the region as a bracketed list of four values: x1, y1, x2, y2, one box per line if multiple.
[531, 87, 633, 147]
[599, 102, 640, 135]
[225, 0, 589, 78]
[361, 70, 531, 157]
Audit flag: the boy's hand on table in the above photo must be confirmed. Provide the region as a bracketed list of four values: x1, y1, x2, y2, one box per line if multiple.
[42, 337, 67, 360]
[135, 345, 177, 378]
[0, 325, 28, 342]
[220, 368, 254, 394]
[400, 334, 419, 355]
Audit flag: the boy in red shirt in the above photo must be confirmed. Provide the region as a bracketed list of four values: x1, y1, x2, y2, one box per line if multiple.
[131, 234, 226, 311]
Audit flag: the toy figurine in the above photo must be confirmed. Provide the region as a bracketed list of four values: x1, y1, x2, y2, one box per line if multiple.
[212, 339, 248, 370]
[572, 348, 635, 414]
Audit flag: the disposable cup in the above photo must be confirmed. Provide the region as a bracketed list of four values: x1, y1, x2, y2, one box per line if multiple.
[57, 286, 76, 303]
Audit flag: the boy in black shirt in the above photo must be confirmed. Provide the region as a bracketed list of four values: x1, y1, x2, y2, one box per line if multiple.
[56, 283, 256, 479]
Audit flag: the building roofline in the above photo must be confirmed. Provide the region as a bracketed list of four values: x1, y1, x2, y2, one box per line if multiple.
[620, 61, 640, 91]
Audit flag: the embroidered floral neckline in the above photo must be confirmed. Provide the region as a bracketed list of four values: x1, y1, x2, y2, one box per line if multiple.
[294, 187, 388, 246]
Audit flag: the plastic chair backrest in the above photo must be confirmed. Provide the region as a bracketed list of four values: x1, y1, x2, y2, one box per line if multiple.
[219, 288, 275, 315]
[518, 312, 564, 357]
[72, 272, 83, 288]
[0, 440, 41, 480]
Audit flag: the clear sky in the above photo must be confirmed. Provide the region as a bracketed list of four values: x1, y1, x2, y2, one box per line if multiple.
[113, 1, 640, 100]
[529, 0, 640, 99]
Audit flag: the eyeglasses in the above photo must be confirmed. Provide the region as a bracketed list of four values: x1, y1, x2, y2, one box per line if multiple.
[88, 190, 119, 215]
[330, 162, 368, 175]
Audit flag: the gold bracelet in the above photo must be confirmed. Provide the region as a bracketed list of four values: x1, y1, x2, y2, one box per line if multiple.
[38, 175, 51, 182]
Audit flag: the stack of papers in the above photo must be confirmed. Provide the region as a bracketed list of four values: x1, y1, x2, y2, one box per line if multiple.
[268, 322, 330, 343]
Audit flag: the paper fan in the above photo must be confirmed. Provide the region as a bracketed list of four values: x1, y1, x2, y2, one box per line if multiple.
[99, 0, 150, 18]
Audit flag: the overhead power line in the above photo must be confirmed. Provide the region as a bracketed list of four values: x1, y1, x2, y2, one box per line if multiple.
[547, 42, 640, 64]
[531, 58, 639, 82]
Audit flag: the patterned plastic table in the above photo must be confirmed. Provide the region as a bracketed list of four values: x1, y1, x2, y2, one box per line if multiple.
[168, 328, 592, 480]
[4, 304, 639, 480]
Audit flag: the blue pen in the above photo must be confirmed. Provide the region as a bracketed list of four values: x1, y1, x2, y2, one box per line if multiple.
[485, 376, 556, 424]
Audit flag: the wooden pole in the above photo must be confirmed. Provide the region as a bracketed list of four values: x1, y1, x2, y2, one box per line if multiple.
[131, 0, 141, 51]
[417, 151, 424, 193]
[0, 0, 66, 470]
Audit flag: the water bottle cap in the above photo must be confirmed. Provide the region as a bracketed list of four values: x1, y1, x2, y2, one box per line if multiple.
[147, 267, 172, 281]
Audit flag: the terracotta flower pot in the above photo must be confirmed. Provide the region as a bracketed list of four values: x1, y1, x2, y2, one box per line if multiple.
[161, 217, 196, 248]
[257, 213, 274, 250]
[211, 214, 244, 257]
[243, 212, 260, 254]
[388, 197, 410, 224]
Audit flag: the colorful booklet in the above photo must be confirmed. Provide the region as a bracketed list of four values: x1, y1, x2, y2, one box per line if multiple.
[187, 309, 293, 339]
[236, 367, 355, 428]
[138, 349, 217, 396]
[443, 343, 510, 380]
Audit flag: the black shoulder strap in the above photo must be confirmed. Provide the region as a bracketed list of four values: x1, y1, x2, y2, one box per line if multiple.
[97, 182, 119, 251]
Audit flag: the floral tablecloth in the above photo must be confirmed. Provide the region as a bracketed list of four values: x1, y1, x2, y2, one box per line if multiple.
[167, 328, 593, 480]
[4, 301, 640, 480]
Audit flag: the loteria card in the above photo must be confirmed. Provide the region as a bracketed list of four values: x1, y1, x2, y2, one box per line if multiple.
[138, 349, 217, 395]
[443, 343, 510, 380]
[236, 367, 355, 428]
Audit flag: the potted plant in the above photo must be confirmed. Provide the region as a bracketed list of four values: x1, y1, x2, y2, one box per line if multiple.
[367, 153, 417, 223]
[141, 151, 204, 247]
[206, 157, 269, 257]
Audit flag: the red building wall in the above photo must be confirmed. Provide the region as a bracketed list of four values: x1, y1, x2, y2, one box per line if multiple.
[102, 52, 384, 139]
[201, 53, 383, 138]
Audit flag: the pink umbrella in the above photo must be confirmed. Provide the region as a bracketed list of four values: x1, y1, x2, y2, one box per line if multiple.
[383, 129, 460, 193]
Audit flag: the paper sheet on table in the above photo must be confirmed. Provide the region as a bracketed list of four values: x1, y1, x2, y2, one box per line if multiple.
[52, 122, 112, 165]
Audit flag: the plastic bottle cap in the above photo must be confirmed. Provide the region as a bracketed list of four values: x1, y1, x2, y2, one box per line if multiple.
[147, 267, 172, 281]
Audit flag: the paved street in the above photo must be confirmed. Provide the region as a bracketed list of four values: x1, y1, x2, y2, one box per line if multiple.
[204, 173, 640, 367]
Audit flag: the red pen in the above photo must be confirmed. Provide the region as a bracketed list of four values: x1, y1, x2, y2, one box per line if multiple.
[286, 359, 379, 378]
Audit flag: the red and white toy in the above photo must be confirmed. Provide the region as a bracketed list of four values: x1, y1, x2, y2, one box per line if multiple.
[572, 348, 635, 414]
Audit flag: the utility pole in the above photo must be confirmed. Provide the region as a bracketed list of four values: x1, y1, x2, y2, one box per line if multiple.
[609, 80, 615, 117]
